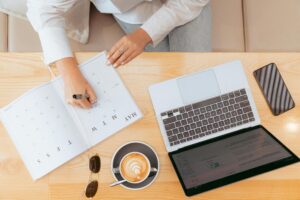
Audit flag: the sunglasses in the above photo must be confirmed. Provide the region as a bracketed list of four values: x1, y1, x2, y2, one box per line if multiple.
[85, 154, 101, 199]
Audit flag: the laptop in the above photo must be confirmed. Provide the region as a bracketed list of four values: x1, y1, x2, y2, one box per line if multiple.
[149, 61, 299, 196]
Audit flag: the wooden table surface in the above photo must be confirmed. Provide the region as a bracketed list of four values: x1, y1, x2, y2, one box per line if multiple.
[0, 53, 300, 200]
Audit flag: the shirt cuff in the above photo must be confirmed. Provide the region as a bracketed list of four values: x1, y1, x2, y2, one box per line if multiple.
[38, 27, 73, 65]
[141, 22, 169, 48]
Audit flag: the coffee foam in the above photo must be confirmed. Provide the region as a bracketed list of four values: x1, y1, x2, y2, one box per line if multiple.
[120, 153, 149, 183]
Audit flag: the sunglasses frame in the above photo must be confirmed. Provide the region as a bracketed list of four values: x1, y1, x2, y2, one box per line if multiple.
[82, 154, 101, 199]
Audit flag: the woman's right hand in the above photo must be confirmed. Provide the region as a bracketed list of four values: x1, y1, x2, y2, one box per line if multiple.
[55, 57, 97, 109]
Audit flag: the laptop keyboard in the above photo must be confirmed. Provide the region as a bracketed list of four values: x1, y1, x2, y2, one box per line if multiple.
[161, 89, 255, 146]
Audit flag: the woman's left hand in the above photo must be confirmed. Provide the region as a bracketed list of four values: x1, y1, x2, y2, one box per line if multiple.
[107, 28, 152, 67]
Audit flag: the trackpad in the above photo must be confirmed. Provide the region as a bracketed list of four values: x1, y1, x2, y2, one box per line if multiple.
[177, 70, 221, 104]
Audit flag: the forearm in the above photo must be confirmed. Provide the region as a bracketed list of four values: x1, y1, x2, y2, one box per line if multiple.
[56, 57, 81, 80]
[141, 0, 210, 47]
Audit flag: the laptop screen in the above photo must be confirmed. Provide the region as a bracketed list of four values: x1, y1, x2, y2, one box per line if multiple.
[169, 126, 299, 196]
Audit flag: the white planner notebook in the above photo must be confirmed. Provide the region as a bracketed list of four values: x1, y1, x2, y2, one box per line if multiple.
[0, 52, 143, 180]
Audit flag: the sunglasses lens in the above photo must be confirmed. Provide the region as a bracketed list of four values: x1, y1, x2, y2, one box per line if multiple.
[85, 180, 98, 198]
[89, 155, 101, 173]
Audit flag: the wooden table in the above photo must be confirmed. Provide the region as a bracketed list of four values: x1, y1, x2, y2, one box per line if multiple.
[0, 53, 300, 200]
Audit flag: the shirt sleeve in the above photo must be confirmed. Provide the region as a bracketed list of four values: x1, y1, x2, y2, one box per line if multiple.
[26, 0, 78, 65]
[141, 0, 210, 47]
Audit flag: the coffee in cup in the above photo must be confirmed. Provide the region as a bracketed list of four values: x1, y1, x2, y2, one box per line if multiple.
[119, 152, 150, 184]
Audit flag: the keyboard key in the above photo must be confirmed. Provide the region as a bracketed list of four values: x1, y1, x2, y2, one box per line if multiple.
[193, 116, 199, 122]
[201, 126, 207, 132]
[248, 112, 254, 118]
[221, 94, 229, 100]
[180, 139, 186, 143]
[211, 110, 216, 116]
[230, 117, 236, 123]
[183, 132, 189, 137]
[218, 102, 224, 108]
[240, 101, 250, 107]
[240, 89, 246, 94]
[178, 134, 183, 139]
[196, 121, 202, 127]
[176, 115, 183, 120]
[207, 124, 213, 130]
[181, 119, 187, 125]
[234, 90, 241, 97]
[212, 104, 217, 110]
[185, 105, 192, 111]
[206, 106, 212, 112]
[219, 121, 225, 127]
[191, 123, 196, 129]
[189, 130, 196, 136]
[179, 127, 185, 132]
[203, 119, 208, 126]
[173, 128, 179, 134]
[163, 116, 176, 124]
[224, 101, 229, 106]
[199, 133, 205, 137]
[226, 113, 231, 118]
[199, 114, 205, 120]
[194, 109, 200, 115]
[175, 121, 181, 127]
[220, 114, 225, 120]
[237, 109, 243, 115]
[167, 131, 172, 136]
[213, 123, 218, 128]
[168, 135, 177, 142]
[161, 112, 167, 117]
[222, 107, 228, 113]
[187, 118, 193, 124]
[185, 125, 191, 131]
[188, 111, 194, 117]
[214, 116, 220, 122]
[200, 107, 206, 113]
[195, 128, 201, 133]
[165, 123, 175, 130]
[243, 106, 252, 113]
[231, 110, 237, 117]
[183, 113, 188, 118]
[179, 107, 185, 113]
[167, 112, 173, 117]
[234, 103, 240, 109]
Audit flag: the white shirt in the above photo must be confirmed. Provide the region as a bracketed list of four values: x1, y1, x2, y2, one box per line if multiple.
[27, 0, 209, 65]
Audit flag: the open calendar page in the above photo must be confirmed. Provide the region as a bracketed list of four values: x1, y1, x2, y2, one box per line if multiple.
[0, 52, 142, 180]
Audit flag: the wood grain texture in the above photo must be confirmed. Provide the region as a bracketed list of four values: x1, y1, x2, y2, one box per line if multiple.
[0, 53, 300, 200]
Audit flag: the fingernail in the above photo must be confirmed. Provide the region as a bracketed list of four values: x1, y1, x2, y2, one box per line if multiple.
[113, 63, 118, 68]
[106, 60, 111, 65]
[121, 62, 125, 65]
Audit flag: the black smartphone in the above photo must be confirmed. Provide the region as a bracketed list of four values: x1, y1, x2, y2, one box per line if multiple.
[253, 63, 295, 116]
